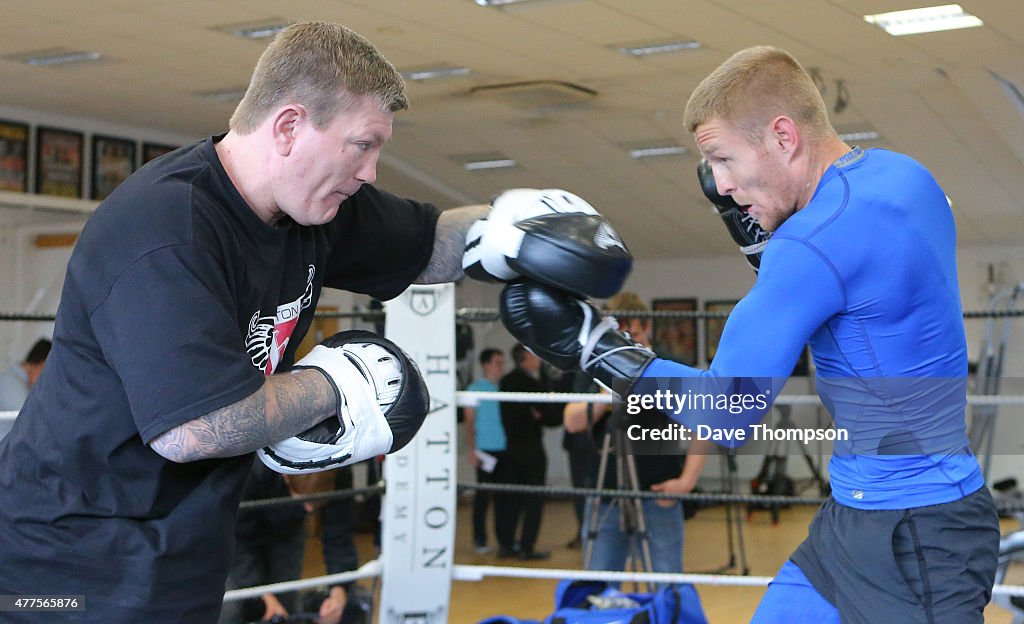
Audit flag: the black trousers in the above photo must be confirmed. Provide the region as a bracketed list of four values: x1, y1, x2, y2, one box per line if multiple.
[472, 458, 502, 547]
[494, 450, 547, 552]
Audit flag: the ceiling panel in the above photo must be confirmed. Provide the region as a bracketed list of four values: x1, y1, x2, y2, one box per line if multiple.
[0, 0, 1020, 260]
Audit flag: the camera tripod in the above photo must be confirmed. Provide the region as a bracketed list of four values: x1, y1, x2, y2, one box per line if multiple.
[582, 418, 656, 594]
[748, 403, 831, 524]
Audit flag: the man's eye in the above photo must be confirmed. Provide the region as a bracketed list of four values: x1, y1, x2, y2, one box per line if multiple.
[355, 142, 371, 151]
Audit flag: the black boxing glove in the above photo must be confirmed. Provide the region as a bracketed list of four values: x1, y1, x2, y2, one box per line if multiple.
[698, 159, 771, 272]
[258, 330, 429, 474]
[463, 188, 633, 299]
[499, 279, 655, 393]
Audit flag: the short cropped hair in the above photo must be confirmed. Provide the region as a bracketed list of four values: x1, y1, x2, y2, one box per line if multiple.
[604, 291, 648, 313]
[511, 343, 531, 366]
[479, 347, 503, 366]
[683, 46, 833, 145]
[230, 21, 408, 134]
[25, 339, 51, 364]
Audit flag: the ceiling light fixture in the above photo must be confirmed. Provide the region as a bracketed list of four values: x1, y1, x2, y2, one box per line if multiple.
[401, 66, 472, 81]
[618, 40, 701, 56]
[838, 131, 880, 142]
[198, 89, 248, 103]
[474, 0, 533, 6]
[231, 24, 289, 39]
[20, 50, 102, 67]
[464, 159, 517, 171]
[864, 4, 982, 36]
[629, 146, 689, 159]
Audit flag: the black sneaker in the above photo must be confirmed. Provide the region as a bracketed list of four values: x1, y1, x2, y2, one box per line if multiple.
[497, 546, 519, 559]
[517, 549, 550, 561]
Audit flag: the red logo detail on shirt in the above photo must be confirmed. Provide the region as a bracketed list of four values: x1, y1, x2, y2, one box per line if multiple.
[245, 265, 316, 375]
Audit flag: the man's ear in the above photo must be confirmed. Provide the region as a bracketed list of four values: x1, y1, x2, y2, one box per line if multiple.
[271, 105, 306, 156]
[769, 115, 800, 159]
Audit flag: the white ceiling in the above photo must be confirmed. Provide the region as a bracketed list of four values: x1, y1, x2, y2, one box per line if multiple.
[1, 0, 1023, 259]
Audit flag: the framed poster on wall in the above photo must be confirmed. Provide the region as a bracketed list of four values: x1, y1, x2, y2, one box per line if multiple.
[35, 126, 83, 198]
[704, 299, 739, 365]
[91, 135, 137, 200]
[651, 298, 698, 366]
[142, 142, 176, 165]
[0, 119, 29, 192]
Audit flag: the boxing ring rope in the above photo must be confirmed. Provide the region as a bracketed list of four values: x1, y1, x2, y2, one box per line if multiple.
[223, 560, 383, 602]
[5, 297, 1024, 620]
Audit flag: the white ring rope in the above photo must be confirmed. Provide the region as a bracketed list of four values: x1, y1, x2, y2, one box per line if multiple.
[223, 559, 382, 603]
[456, 391, 1024, 407]
[451, 565, 1024, 597]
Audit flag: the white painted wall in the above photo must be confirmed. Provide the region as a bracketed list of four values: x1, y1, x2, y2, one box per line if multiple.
[2, 102, 1021, 493]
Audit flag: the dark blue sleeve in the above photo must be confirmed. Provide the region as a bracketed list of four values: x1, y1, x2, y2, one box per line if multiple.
[640, 238, 844, 431]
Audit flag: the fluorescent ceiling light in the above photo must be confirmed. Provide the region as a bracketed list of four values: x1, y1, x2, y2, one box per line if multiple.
[464, 159, 517, 171]
[401, 66, 471, 81]
[475, 0, 532, 5]
[21, 50, 102, 67]
[864, 4, 982, 36]
[629, 145, 688, 159]
[838, 131, 880, 142]
[198, 89, 248, 102]
[618, 40, 701, 56]
[231, 24, 288, 39]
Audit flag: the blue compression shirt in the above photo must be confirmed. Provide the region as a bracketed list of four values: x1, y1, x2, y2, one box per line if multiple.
[642, 147, 983, 509]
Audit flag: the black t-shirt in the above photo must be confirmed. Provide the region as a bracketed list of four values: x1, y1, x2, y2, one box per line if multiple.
[572, 376, 685, 492]
[0, 136, 439, 621]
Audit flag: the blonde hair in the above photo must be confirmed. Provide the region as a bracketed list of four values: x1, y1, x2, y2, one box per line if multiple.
[604, 291, 648, 313]
[683, 46, 833, 145]
[230, 22, 408, 134]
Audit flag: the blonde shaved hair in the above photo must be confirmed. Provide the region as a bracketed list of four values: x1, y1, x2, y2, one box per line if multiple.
[230, 21, 408, 134]
[683, 46, 834, 145]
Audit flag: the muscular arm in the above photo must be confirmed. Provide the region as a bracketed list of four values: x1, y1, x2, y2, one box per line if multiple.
[149, 369, 336, 463]
[414, 204, 490, 284]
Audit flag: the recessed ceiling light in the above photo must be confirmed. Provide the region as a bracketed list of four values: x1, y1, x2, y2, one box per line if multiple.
[232, 24, 288, 39]
[464, 159, 517, 171]
[213, 20, 290, 40]
[10, 48, 103, 67]
[864, 4, 982, 36]
[629, 145, 689, 159]
[838, 131, 880, 142]
[197, 89, 248, 103]
[401, 66, 472, 81]
[474, 0, 533, 6]
[617, 40, 702, 57]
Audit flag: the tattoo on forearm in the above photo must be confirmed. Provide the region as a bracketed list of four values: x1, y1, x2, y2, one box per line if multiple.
[415, 204, 490, 284]
[150, 370, 335, 462]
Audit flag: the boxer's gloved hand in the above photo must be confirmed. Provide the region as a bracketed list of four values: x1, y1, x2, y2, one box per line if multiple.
[698, 159, 771, 273]
[499, 279, 655, 394]
[463, 188, 633, 299]
[258, 330, 429, 474]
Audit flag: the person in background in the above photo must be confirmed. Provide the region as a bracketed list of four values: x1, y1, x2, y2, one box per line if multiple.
[0, 338, 51, 439]
[494, 344, 562, 560]
[464, 347, 507, 554]
[564, 292, 709, 581]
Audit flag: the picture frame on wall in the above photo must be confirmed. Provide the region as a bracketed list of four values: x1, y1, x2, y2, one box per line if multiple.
[35, 126, 83, 198]
[142, 142, 177, 165]
[0, 119, 29, 192]
[91, 135, 137, 200]
[704, 299, 739, 365]
[651, 298, 698, 366]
